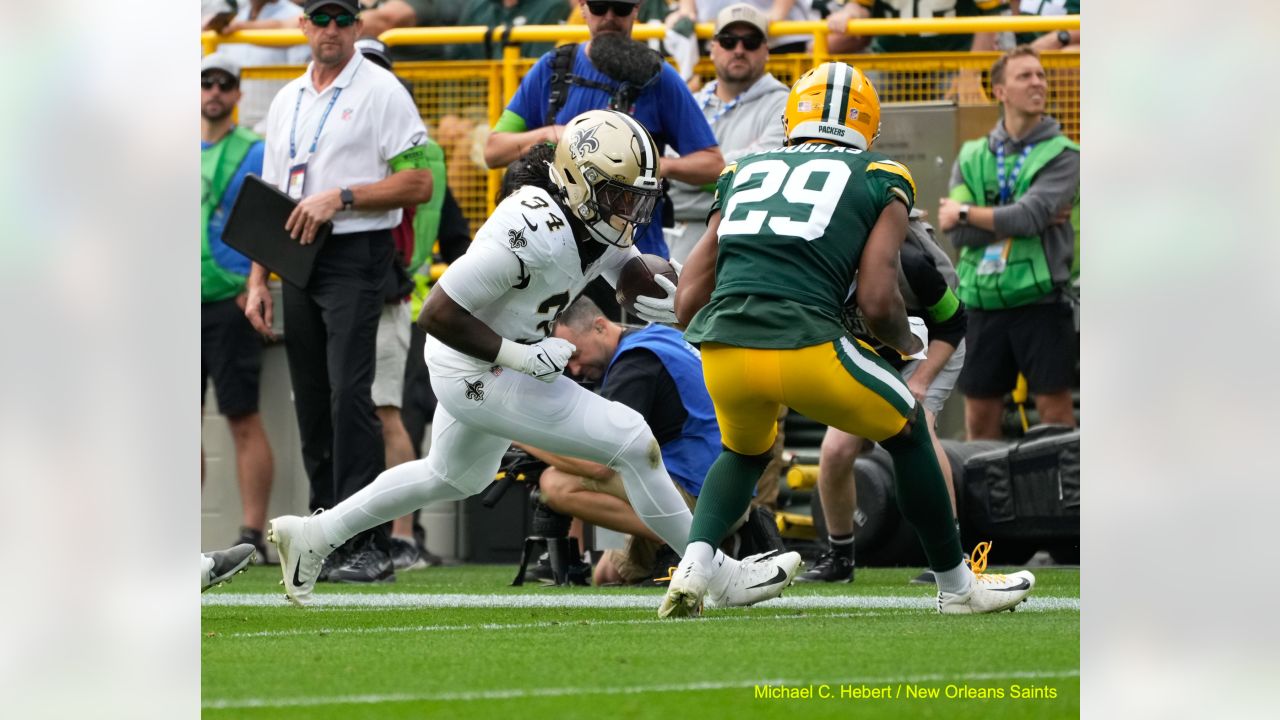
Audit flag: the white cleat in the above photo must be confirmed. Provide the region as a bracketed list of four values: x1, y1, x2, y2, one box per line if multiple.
[658, 559, 710, 619]
[937, 542, 1036, 615]
[706, 550, 803, 609]
[267, 514, 333, 607]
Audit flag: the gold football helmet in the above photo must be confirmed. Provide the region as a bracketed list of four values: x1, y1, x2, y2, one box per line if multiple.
[548, 109, 662, 248]
[782, 62, 881, 150]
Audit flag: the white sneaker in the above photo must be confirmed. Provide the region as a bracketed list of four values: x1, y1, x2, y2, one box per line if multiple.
[937, 542, 1035, 615]
[658, 558, 711, 619]
[705, 550, 803, 609]
[267, 514, 334, 607]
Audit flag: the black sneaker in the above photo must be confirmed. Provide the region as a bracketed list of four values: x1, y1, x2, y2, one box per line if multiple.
[317, 545, 348, 583]
[390, 537, 427, 572]
[796, 551, 854, 583]
[650, 545, 682, 587]
[329, 545, 396, 584]
[236, 527, 268, 565]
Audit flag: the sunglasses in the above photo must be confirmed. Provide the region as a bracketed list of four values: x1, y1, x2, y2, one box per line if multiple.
[586, 2, 635, 17]
[715, 33, 765, 51]
[201, 77, 238, 92]
[308, 11, 357, 28]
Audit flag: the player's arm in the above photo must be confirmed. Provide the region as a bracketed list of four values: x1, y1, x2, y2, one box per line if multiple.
[674, 210, 720, 326]
[422, 240, 575, 381]
[856, 201, 922, 357]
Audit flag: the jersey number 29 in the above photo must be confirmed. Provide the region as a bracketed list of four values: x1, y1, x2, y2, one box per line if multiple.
[719, 159, 852, 241]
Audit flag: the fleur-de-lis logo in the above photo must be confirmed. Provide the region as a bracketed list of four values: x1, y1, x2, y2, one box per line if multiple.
[571, 123, 601, 159]
[508, 227, 527, 248]
[464, 378, 485, 402]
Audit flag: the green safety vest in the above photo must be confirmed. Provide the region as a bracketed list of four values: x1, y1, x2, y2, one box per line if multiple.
[201, 126, 260, 303]
[951, 134, 1079, 309]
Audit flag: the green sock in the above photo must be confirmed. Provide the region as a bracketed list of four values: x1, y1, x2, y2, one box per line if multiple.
[689, 449, 771, 546]
[884, 415, 963, 571]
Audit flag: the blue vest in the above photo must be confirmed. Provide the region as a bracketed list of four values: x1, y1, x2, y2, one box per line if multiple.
[602, 326, 720, 497]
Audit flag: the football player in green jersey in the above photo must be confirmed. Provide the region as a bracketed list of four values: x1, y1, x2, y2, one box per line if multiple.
[660, 61, 1036, 617]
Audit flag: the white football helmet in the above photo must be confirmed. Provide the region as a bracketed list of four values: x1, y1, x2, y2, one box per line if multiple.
[548, 109, 662, 248]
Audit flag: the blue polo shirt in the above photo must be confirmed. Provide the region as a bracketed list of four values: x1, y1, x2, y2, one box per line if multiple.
[505, 45, 718, 258]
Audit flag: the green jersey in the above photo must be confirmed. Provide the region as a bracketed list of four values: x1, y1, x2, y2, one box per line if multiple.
[684, 143, 917, 349]
[857, 0, 1008, 53]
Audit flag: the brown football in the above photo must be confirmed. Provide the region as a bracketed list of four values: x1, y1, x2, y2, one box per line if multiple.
[615, 254, 679, 316]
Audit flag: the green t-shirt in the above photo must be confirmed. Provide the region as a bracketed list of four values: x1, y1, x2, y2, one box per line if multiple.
[448, 0, 571, 60]
[857, 0, 1008, 53]
[684, 143, 917, 349]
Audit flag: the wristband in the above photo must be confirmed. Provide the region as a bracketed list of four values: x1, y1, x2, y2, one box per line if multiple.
[494, 338, 525, 369]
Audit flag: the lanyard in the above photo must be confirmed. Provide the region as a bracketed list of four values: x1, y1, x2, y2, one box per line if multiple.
[289, 86, 342, 161]
[995, 142, 1034, 206]
[699, 82, 741, 127]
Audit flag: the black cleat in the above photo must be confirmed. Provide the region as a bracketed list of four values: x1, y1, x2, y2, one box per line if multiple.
[329, 545, 396, 584]
[390, 537, 428, 572]
[796, 551, 854, 583]
[236, 527, 268, 565]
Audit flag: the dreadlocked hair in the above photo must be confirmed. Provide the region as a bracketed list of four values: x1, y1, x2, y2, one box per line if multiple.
[497, 142, 561, 203]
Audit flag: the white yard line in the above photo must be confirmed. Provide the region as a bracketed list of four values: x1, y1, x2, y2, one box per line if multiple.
[220, 611, 880, 638]
[202, 592, 1079, 612]
[202, 669, 1080, 710]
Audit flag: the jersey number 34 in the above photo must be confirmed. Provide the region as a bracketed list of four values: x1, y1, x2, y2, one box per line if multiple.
[719, 158, 852, 241]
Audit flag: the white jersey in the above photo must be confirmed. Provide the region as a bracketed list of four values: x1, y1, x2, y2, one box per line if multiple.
[426, 185, 636, 378]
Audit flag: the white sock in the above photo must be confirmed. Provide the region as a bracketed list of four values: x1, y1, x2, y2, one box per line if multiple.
[315, 458, 471, 549]
[682, 541, 716, 570]
[934, 560, 974, 595]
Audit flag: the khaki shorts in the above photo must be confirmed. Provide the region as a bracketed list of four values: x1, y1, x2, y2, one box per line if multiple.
[372, 301, 411, 408]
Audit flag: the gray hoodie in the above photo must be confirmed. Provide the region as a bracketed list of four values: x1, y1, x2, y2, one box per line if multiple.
[668, 72, 790, 223]
[948, 116, 1080, 291]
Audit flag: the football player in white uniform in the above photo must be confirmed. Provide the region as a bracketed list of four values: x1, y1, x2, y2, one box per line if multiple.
[268, 109, 802, 609]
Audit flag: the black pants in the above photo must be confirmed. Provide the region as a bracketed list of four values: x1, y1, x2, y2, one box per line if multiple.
[282, 229, 392, 548]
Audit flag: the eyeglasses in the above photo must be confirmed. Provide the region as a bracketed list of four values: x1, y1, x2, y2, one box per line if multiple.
[715, 33, 765, 51]
[586, 2, 636, 17]
[201, 77, 238, 92]
[308, 11, 357, 28]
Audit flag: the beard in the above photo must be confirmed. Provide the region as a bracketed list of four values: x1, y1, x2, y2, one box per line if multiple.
[201, 101, 232, 122]
[718, 59, 762, 86]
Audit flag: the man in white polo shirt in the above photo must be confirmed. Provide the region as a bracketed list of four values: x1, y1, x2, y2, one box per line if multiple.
[243, 0, 433, 584]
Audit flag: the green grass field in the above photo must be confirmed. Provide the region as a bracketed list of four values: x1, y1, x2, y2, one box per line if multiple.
[201, 564, 1079, 719]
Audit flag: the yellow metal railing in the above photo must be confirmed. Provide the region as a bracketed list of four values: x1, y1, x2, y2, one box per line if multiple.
[204, 15, 1079, 236]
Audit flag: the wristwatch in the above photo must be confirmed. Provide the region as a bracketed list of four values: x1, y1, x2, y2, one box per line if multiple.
[340, 187, 355, 211]
[1057, 30, 1071, 47]
[959, 204, 971, 226]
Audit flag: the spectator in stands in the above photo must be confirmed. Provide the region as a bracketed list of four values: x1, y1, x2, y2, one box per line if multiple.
[666, 4, 788, 264]
[447, 0, 573, 60]
[366, 1, 466, 63]
[519, 296, 725, 586]
[244, 0, 434, 582]
[826, 0, 1007, 104]
[1014, 0, 1079, 51]
[214, 0, 312, 133]
[666, 0, 818, 54]
[200, 52, 275, 563]
[798, 209, 967, 584]
[937, 46, 1078, 440]
[483, 0, 724, 260]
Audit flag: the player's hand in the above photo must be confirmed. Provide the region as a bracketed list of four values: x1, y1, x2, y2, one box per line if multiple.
[632, 261, 681, 324]
[514, 337, 577, 383]
[244, 282, 275, 341]
[899, 317, 928, 361]
[286, 189, 342, 245]
[906, 374, 930, 407]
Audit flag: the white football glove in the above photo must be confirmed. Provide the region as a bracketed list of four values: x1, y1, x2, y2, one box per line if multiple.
[495, 337, 576, 383]
[632, 260, 681, 325]
[900, 316, 929, 361]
